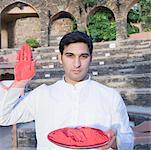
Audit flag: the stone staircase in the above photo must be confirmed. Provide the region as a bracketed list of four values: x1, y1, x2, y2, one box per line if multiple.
[0, 37, 150, 106]
[0, 36, 151, 149]
[27, 37, 151, 107]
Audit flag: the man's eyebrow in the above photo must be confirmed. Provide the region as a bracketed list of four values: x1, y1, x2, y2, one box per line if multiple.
[81, 53, 90, 55]
[64, 52, 90, 56]
[64, 52, 74, 55]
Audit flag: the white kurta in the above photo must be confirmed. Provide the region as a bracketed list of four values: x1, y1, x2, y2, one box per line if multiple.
[0, 78, 134, 150]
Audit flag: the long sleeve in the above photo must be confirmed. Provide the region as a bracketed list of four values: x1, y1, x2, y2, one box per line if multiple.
[0, 81, 34, 126]
[111, 91, 134, 150]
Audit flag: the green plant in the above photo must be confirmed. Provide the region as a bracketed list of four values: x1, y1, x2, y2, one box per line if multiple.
[127, 0, 151, 33]
[144, 28, 151, 32]
[127, 23, 139, 34]
[26, 38, 40, 48]
[83, 0, 97, 7]
[127, 9, 141, 23]
[87, 10, 116, 42]
[139, 0, 151, 30]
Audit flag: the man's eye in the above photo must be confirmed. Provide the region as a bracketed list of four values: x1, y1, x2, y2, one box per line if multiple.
[81, 55, 89, 58]
[66, 54, 73, 57]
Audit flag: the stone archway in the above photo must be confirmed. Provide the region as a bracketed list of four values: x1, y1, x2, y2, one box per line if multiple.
[51, 11, 77, 36]
[126, 0, 151, 38]
[48, 11, 77, 44]
[1, 2, 40, 48]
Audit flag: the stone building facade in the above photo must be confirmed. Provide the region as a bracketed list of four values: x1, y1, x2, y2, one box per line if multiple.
[0, 0, 139, 48]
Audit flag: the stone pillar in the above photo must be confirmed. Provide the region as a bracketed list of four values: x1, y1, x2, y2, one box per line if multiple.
[116, 16, 128, 41]
[77, 21, 87, 32]
[39, 10, 49, 47]
[76, 12, 88, 33]
[0, 12, 1, 48]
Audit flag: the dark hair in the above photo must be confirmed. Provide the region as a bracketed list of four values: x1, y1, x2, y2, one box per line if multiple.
[59, 31, 93, 55]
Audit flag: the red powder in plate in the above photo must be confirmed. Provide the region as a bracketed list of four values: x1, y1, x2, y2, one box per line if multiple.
[48, 127, 109, 147]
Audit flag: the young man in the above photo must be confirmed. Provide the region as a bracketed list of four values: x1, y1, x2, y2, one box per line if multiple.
[0, 31, 134, 150]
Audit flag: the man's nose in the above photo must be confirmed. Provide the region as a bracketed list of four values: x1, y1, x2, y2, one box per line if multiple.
[74, 57, 81, 68]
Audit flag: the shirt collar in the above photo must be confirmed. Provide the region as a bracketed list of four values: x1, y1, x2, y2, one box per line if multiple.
[61, 75, 91, 90]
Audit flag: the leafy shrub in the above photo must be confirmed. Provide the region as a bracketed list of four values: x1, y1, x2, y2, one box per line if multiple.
[127, 23, 139, 34]
[127, 9, 141, 23]
[83, 0, 97, 7]
[144, 28, 151, 32]
[87, 11, 116, 42]
[26, 38, 40, 48]
[71, 19, 77, 32]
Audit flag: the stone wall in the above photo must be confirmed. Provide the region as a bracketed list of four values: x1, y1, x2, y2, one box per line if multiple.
[51, 18, 73, 36]
[0, 0, 140, 48]
[14, 17, 41, 47]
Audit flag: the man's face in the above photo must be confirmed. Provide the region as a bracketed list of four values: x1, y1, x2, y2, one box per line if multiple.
[59, 42, 92, 85]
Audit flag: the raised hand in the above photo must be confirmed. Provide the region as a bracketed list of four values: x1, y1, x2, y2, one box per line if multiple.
[14, 44, 36, 81]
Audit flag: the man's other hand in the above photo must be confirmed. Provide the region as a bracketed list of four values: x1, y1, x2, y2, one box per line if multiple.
[97, 128, 117, 150]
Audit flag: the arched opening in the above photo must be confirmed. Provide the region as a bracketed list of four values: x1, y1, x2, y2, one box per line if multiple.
[1, 2, 40, 48]
[50, 11, 77, 37]
[127, 0, 151, 39]
[87, 6, 116, 42]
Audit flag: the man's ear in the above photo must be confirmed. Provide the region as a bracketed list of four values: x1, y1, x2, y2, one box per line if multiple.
[58, 54, 62, 64]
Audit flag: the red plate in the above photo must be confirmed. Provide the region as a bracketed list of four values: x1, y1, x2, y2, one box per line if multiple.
[47, 127, 109, 149]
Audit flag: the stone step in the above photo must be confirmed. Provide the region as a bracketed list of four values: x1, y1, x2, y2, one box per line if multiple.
[119, 89, 151, 106]
[92, 73, 151, 88]
[93, 50, 151, 61]
[31, 46, 151, 61]
[34, 59, 151, 77]
[0, 63, 14, 69]
[93, 47, 151, 56]
[0, 38, 150, 55]
[94, 44, 151, 54]
[93, 38, 151, 49]
[34, 59, 151, 75]
[33, 69, 151, 88]
[32, 51, 151, 68]
[1, 43, 151, 63]
[117, 38, 151, 47]
[17, 122, 36, 148]
[31, 43, 151, 55]
[0, 56, 150, 77]
[34, 52, 150, 70]
[31, 45, 151, 59]
[90, 61, 151, 75]
[127, 105, 151, 117]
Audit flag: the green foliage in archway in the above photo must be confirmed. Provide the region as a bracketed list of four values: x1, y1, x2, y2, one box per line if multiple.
[87, 10, 116, 42]
[127, 0, 151, 34]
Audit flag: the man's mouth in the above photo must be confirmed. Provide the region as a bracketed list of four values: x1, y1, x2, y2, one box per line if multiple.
[72, 70, 81, 74]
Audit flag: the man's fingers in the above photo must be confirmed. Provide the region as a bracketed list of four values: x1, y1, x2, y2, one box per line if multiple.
[104, 136, 116, 149]
[20, 45, 25, 61]
[18, 44, 32, 61]
[16, 50, 21, 62]
[97, 136, 117, 150]
[24, 44, 32, 61]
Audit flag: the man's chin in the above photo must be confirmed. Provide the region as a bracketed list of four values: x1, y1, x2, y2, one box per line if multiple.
[71, 76, 87, 82]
